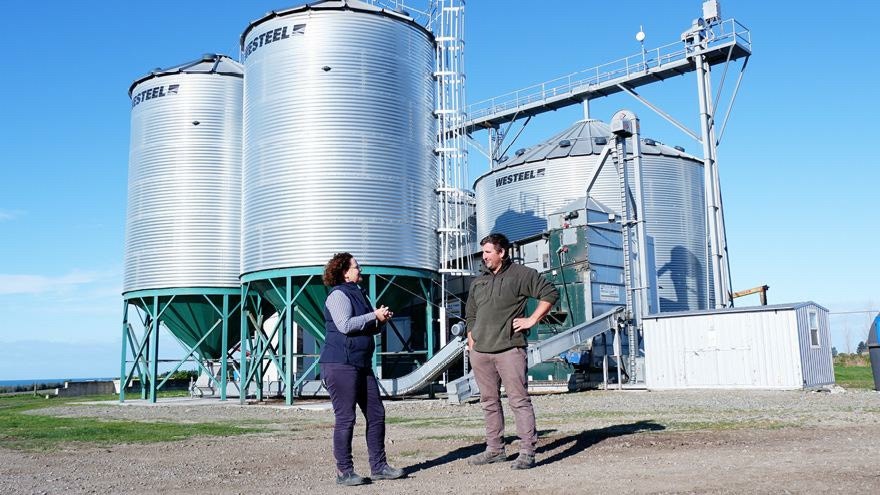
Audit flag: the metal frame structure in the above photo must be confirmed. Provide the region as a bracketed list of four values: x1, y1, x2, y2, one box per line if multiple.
[432, 0, 474, 349]
[119, 288, 241, 403]
[238, 267, 437, 405]
[683, 16, 736, 308]
[464, 7, 751, 309]
[446, 307, 626, 403]
[582, 111, 650, 383]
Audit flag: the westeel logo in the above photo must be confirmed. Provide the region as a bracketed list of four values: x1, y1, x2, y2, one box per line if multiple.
[495, 168, 546, 188]
[243, 23, 306, 60]
[131, 84, 180, 108]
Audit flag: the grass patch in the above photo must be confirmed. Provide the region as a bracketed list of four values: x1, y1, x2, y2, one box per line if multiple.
[663, 419, 789, 432]
[0, 395, 259, 451]
[397, 450, 424, 457]
[543, 410, 645, 421]
[385, 416, 482, 428]
[835, 364, 875, 390]
[422, 434, 483, 442]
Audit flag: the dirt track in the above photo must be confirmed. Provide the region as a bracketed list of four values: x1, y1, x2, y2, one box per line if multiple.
[3, 388, 880, 494]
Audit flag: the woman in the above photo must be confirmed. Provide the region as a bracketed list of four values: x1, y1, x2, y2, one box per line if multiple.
[320, 252, 405, 486]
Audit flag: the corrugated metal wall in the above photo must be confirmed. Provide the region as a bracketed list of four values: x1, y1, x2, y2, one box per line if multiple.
[644, 308, 808, 389]
[794, 304, 835, 386]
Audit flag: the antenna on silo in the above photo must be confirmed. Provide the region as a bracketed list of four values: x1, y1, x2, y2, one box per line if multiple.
[636, 25, 647, 70]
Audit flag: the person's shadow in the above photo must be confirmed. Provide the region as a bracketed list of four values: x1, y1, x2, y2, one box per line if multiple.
[405, 421, 664, 474]
[535, 420, 665, 466]
[404, 430, 556, 474]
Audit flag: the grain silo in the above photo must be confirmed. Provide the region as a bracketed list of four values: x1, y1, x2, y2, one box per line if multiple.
[122, 54, 243, 400]
[474, 119, 708, 312]
[238, 0, 438, 389]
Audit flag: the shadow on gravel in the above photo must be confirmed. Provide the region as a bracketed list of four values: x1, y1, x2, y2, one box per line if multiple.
[405, 429, 558, 474]
[536, 420, 665, 466]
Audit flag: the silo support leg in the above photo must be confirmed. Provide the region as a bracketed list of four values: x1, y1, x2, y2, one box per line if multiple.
[239, 283, 251, 404]
[149, 296, 160, 403]
[121, 322, 150, 400]
[420, 279, 434, 359]
[119, 302, 130, 402]
[369, 275, 382, 377]
[219, 295, 233, 401]
[285, 277, 293, 405]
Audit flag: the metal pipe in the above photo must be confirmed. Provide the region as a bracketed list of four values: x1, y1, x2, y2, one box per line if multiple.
[614, 326, 622, 390]
[694, 33, 728, 307]
[701, 52, 733, 307]
[284, 280, 293, 405]
[221, 295, 229, 401]
[149, 296, 160, 403]
[239, 284, 249, 404]
[602, 354, 609, 390]
[119, 302, 129, 403]
[617, 84, 701, 143]
[628, 115, 649, 381]
[716, 56, 749, 146]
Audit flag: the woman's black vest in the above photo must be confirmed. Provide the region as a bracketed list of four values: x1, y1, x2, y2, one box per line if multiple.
[320, 282, 379, 368]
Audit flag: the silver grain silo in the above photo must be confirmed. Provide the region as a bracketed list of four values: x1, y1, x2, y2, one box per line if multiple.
[474, 119, 708, 312]
[121, 54, 243, 401]
[239, 0, 438, 386]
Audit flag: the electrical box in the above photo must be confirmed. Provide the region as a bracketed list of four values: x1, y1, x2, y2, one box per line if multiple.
[702, 0, 721, 23]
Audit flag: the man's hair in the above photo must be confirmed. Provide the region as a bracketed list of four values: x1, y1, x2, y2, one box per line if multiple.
[323, 252, 354, 286]
[480, 233, 511, 258]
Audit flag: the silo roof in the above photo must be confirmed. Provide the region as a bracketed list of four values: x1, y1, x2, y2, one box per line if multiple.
[240, 0, 432, 49]
[475, 119, 702, 188]
[128, 54, 243, 96]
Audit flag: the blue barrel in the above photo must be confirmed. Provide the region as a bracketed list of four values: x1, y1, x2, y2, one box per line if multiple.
[868, 315, 880, 391]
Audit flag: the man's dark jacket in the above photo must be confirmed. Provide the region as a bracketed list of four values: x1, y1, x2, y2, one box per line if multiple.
[465, 259, 559, 353]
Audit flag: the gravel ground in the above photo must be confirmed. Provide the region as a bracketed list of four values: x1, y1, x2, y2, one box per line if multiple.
[3, 388, 880, 494]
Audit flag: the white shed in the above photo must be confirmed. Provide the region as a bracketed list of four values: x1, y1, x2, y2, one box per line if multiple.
[643, 302, 834, 389]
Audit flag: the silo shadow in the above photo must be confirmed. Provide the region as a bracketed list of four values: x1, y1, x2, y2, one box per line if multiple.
[491, 209, 545, 242]
[657, 245, 705, 311]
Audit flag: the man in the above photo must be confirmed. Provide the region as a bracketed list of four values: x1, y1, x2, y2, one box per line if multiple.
[465, 233, 559, 470]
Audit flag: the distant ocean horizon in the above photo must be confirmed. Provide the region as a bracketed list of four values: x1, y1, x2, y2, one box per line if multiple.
[0, 377, 115, 387]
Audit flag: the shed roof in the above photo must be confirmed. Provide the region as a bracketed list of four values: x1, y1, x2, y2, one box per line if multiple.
[645, 301, 830, 320]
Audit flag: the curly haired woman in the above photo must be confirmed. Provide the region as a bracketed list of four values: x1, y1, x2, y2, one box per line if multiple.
[320, 252, 405, 486]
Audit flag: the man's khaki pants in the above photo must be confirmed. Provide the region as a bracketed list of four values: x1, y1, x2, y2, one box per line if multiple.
[469, 347, 537, 455]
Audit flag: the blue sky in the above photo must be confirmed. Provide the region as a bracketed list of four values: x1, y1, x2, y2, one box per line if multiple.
[1, 1, 877, 380]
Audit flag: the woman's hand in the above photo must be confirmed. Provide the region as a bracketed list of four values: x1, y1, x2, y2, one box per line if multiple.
[374, 305, 394, 322]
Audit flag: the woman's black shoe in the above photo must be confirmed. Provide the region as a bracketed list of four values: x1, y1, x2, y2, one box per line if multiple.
[336, 472, 369, 486]
[371, 465, 406, 480]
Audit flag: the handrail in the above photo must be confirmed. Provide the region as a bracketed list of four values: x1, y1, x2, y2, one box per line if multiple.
[465, 18, 750, 127]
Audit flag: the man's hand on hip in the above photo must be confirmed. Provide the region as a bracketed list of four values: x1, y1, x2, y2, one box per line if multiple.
[512, 317, 537, 333]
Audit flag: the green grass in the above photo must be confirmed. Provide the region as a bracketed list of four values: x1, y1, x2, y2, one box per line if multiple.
[0, 395, 259, 451]
[663, 419, 789, 432]
[385, 416, 483, 428]
[835, 364, 875, 389]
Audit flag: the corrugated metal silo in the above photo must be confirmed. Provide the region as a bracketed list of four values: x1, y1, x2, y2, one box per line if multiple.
[123, 54, 243, 361]
[238, 0, 438, 381]
[240, 0, 436, 273]
[474, 119, 708, 312]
